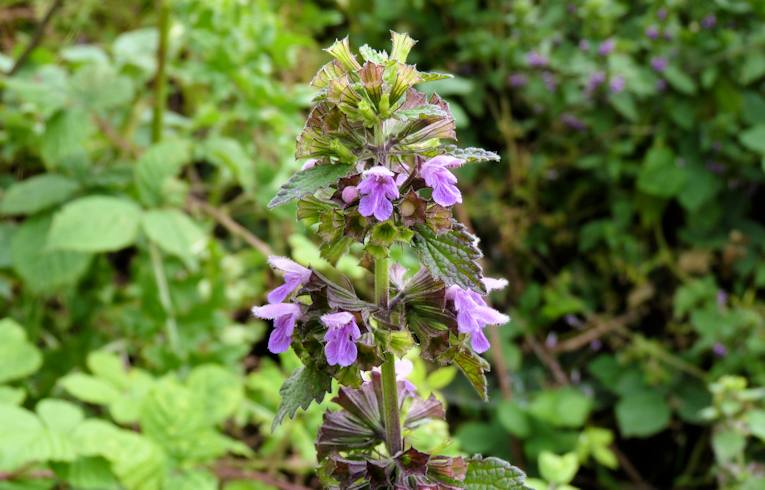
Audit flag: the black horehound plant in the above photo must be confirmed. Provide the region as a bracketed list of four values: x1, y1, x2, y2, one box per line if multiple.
[253, 33, 531, 489]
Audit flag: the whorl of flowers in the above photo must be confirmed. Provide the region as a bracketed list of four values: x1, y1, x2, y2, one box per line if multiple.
[253, 33, 525, 489]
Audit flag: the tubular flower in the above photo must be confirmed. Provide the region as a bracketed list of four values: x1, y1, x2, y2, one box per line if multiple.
[446, 278, 510, 353]
[266, 256, 312, 304]
[321, 311, 362, 367]
[252, 303, 302, 354]
[420, 155, 464, 207]
[358, 166, 399, 221]
[363, 358, 416, 397]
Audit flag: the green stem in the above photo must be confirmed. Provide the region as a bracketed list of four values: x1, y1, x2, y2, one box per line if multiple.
[151, 0, 170, 144]
[376, 257, 402, 456]
[149, 242, 179, 352]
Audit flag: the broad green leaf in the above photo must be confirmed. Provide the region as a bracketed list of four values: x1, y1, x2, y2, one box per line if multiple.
[747, 409, 765, 442]
[678, 166, 721, 212]
[739, 125, 765, 155]
[436, 145, 500, 164]
[40, 109, 93, 174]
[272, 366, 332, 430]
[412, 223, 485, 293]
[71, 63, 134, 111]
[164, 470, 217, 490]
[268, 163, 354, 208]
[141, 209, 206, 265]
[11, 216, 91, 293]
[496, 400, 531, 438]
[452, 347, 490, 401]
[529, 387, 592, 428]
[0, 318, 42, 384]
[87, 351, 129, 389]
[712, 430, 745, 463]
[202, 137, 256, 192]
[48, 196, 142, 252]
[0, 403, 45, 471]
[663, 66, 697, 95]
[134, 139, 192, 207]
[0, 174, 80, 215]
[740, 53, 765, 85]
[0, 386, 25, 405]
[187, 364, 244, 425]
[0, 223, 14, 268]
[538, 451, 578, 485]
[36, 399, 84, 434]
[53, 456, 121, 490]
[637, 146, 686, 198]
[464, 456, 530, 490]
[615, 391, 670, 437]
[60, 373, 120, 405]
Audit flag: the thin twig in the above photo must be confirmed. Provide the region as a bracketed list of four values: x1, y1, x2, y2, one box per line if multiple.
[526, 334, 569, 385]
[551, 310, 641, 354]
[0, 469, 54, 481]
[611, 444, 655, 490]
[8, 0, 64, 76]
[92, 114, 140, 157]
[187, 196, 273, 257]
[214, 463, 311, 490]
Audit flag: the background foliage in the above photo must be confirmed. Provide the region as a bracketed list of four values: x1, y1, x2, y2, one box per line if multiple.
[2, 0, 765, 488]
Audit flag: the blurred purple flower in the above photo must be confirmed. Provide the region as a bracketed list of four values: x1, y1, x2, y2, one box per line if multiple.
[358, 166, 399, 221]
[713, 342, 727, 357]
[508, 73, 528, 88]
[586, 71, 606, 94]
[579, 39, 590, 51]
[341, 185, 359, 204]
[645, 25, 659, 40]
[542, 71, 557, 91]
[545, 332, 558, 349]
[252, 303, 302, 354]
[717, 290, 728, 307]
[321, 311, 361, 367]
[301, 159, 317, 171]
[265, 256, 312, 304]
[590, 339, 603, 351]
[609, 75, 626, 93]
[446, 278, 510, 353]
[651, 57, 668, 72]
[706, 161, 725, 174]
[657, 8, 667, 21]
[527, 51, 549, 68]
[565, 314, 584, 328]
[421, 155, 464, 207]
[656, 79, 667, 92]
[561, 113, 587, 131]
[702, 15, 717, 29]
[598, 38, 615, 56]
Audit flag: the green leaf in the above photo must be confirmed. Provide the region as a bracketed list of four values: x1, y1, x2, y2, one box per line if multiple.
[48, 196, 142, 252]
[187, 364, 244, 425]
[141, 209, 206, 266]
[538, 451, 578, 485]
[452, 347, 490, 401]
[53, 456, 121, 490]
[464, 456, 530, 490]
[60, 373, 120, 405]
[712, 430, 745, 463]
[202, 137, 256, 193]
[0, 318, 42, 384]
[0, 223, 14, 268]
[663, 66, 697, 95]
[740, 125, 765, 155]
[268, 163, 354, 208]
[616, 391, 671, 437]
[394, 104, 448, 121]
[637, 146, 686, 198]
[529, 387, 592, 428]
[134, 139, 192, 207]
[747, 409, 765, 442]
[437, 144, 500, 164]
[71, 63, 134, 111]
[0, 174, 80, 215]
[412, 223, 486, 293]
[11, 216, 91, 293]
[272, 366, 332, 431]
[0, 386, 25, 405]
[358, 44, 388, 64]
[740, 53, 765, 85]
[40, 109, 93, 174]
[0, 403, 45, 471]
[496, 400, 531, 438]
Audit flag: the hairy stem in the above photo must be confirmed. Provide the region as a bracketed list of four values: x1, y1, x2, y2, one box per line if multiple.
[151, 0, 170, 143]
[376, 257, 402, 456]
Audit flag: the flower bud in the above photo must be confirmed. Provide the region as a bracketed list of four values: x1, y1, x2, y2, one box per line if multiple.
[400, 199, 416, 217]
[341, 185, 359, 203]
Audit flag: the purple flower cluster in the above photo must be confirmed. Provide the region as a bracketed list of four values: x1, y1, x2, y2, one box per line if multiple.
[650, 57, 668, 72]
[321, 312, 362, 367]
[446, 278, 510, 353]
[527, 51, 549, 68]
[358, 167, 400, 221]
[420, 156, 465, 207]
[598, 39, 615, 56]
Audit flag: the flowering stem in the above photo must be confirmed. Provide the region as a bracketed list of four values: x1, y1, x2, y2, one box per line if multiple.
[376, 257, 402, 456]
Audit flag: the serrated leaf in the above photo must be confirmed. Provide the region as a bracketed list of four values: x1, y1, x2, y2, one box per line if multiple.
[0, 174, 80, 215]
[412, 223, 485, 293]
[452, 348, 490, 401]
[359, 45, 388, 64]
[134, 139, 192, 207]
[0, 318, 43, 384]
[186, 364, 244, 425]
[60, 373, 120, 405]
[48, 196, 142, 252]
[11, 216, 91, 293]
[268, 163, 354, 208]
[418, 71, 455, 83]
[394, 104, 448, 121]
[464, 456, 530, 490]
[272, 366, 332, 431]
[437, 144, 500, 164]
[141, 209, 206, 266]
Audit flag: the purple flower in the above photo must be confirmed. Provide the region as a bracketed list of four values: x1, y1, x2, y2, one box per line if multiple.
[420, 155, 464, 207]
[526, 51, 548, 68]
[321, 311, 362, 367]
[586, 71, 606, 94]
[645, 25, 659, 40]
[561, 113, 586, 131]
[717, 290, 728, 308]
[508, 73, 528, 88]
[365, 358, 416, 397]
[650, 57, 668, 72]
[358, 166, 399, 221]
[252, 303, 302, 354]
[702, 15, 717, 29]
[301, 159, 317, 171]
[706, 161, 725, 174]
[265, 256, 312, 304]
[713, 342, 727, 357]
[609, 75, 625, 93]
[579, 40, 590, 51]
[542, 71, 557, 92]
[545, 332, 558, 349]
[341, 185, 359, 204]
[657, 8, 667, 21]
[446, 278, 510, 353]
[598, 38, 615, 56]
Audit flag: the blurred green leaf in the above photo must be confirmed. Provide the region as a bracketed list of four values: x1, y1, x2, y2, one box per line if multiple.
[48, 196, 142, 252]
